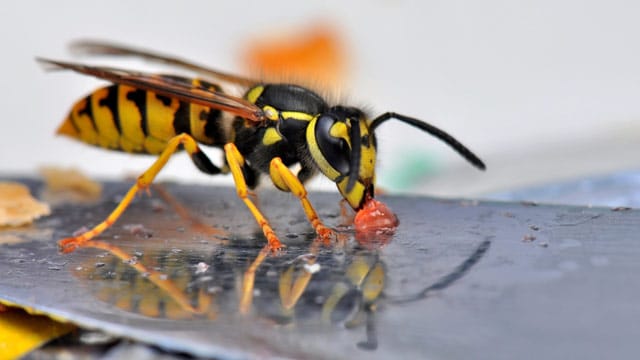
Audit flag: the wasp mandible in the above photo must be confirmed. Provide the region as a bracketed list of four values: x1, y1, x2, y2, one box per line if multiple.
[38, 40, 485, 253]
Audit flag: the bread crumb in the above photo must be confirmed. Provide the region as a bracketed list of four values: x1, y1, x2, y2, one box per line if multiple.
[0, 182, 51, 226]
[40, 167, 102, 204]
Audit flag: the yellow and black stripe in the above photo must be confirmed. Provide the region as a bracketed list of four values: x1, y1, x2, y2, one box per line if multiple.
[57, 77, 228, 155]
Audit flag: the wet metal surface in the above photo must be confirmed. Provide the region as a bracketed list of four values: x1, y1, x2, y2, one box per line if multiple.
[1, 179, 639, 359]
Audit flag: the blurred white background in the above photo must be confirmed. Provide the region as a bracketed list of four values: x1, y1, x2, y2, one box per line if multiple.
[2, 0, 639, 197]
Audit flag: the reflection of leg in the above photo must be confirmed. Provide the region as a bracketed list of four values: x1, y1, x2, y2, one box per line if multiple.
[269, 157, 334, 243]
[152, 184, 226, 240]
[83, 239, 201, 314]
[59, 133, 218, 253]
[223, 143, 282, 251]
[278, 237, 324, 312]
[239, 245, 270, 315]
[357, 305, 378, 351]
[279, 261, 314, 311]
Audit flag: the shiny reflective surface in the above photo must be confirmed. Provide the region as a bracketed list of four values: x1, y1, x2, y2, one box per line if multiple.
[1, 179, 639, 359]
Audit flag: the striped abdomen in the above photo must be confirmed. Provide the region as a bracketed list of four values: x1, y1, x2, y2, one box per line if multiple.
[57, 80, 228, 154]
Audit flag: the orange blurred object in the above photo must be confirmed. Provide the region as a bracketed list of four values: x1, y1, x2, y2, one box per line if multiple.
[242, 25, 346, 90]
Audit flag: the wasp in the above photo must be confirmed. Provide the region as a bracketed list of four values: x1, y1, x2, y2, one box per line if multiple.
[38, 40, 485, 253]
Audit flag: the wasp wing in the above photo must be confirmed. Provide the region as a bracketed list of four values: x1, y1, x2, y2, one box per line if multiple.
[37, 58, 265, 122]
[69, 40, 258, 87]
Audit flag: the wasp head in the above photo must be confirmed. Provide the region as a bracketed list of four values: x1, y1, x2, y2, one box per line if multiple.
[307, 106, 377, 210]
[306, 108, 487, 211]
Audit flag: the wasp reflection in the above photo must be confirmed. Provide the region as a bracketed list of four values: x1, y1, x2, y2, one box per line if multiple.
[70, 229, 489, 351]
[66, 183, 489, 351]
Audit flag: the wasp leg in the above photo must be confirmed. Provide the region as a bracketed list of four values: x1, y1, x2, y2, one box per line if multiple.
[269, 157, 334, 243]
[59, 133, 217, 253]
[223, 143, 283, 251]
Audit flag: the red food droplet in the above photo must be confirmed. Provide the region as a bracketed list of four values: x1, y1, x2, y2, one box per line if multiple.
[354, 198, 399, 248]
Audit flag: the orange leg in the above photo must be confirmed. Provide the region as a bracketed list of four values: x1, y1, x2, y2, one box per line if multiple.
[223, 143, 283, 251]
[269, 157, 334, 243]
[339, 198, 355, 227]
[59, 133, 215, 253]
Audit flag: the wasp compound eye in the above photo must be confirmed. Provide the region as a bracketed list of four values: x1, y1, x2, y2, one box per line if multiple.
[314, 114, 351, 176]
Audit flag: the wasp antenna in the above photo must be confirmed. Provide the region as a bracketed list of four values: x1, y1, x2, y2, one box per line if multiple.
[346, 118, 362, 192]
[370, 112, 486, 170]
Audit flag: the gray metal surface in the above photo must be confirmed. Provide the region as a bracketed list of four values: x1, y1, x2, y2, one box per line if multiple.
[1, 178, 639, 359]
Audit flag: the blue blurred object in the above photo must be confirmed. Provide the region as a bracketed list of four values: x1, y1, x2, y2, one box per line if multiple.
[489, 170, 640, 208]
